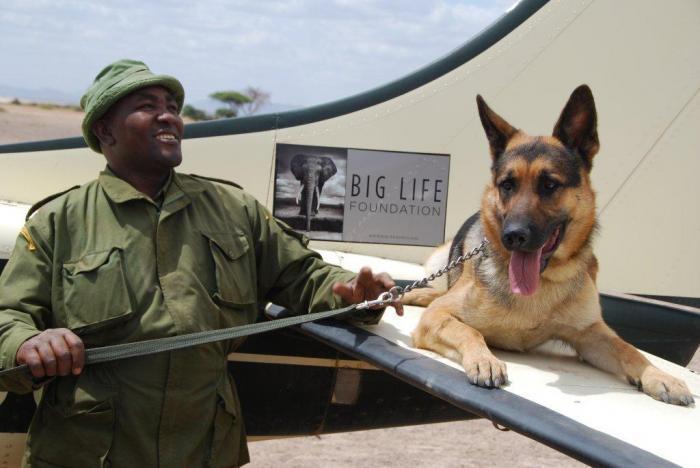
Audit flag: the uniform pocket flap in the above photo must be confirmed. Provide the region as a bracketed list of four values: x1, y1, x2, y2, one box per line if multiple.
[60, 247, 134, 336]
[63, 248, 117, 275]
[202, 230, 249, 261]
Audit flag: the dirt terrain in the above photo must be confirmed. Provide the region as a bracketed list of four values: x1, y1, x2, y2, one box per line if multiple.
[0, 102, 84, 144]
[1, 104, 697, 467]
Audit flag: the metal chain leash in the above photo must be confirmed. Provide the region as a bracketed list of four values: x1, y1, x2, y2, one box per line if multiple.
[356, 239, 489, 309]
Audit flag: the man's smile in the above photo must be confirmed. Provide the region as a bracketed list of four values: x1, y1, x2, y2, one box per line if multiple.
[155, 130, 180, 143]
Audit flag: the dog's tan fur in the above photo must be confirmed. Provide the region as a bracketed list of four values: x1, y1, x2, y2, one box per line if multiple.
[403, 86, 693, 406]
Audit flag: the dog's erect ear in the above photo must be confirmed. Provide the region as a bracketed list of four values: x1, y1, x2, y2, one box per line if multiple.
[552, 85, 599, 170]
[476, 95, 519, 160]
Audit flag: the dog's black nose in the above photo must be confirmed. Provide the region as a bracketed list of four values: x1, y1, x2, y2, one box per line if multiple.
[502, 224, 530, 250]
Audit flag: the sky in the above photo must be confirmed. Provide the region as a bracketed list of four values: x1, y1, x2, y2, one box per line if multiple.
[1, 0, 515, 111]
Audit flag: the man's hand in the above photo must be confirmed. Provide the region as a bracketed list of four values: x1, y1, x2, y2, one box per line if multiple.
[16, 329, 85, 379]
[332, 267, 404, 316]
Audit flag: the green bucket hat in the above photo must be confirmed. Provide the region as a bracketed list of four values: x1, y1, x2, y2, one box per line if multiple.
[80, 59, 185, 153]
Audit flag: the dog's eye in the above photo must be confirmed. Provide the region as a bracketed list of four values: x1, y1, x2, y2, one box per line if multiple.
[542, 179, 560, 193]
[499, 180, 515, 192]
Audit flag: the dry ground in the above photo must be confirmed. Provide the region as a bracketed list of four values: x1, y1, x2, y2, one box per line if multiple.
[247, 419, 586, 468]
[1, 104, 698, 467]
[0, 102, 84, 144]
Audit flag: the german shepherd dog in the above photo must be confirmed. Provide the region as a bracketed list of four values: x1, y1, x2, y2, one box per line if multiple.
[403, 86, 693, 406]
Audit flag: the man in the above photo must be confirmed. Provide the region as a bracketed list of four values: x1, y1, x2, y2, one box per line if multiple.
[0, 59, 402, 467]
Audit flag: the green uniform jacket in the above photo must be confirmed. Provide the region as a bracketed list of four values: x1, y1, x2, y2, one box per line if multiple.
[0, 169, 356, 467]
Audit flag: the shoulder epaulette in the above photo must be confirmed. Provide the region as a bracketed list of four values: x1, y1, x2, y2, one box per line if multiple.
[25, 185, 81, 221]
[189, 174, 243, 190]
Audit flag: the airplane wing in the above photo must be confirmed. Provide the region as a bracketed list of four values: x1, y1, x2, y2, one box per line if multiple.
[280, 298, 699, 467]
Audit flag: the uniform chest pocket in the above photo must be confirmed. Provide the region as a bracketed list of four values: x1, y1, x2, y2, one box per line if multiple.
[61, 247, 134, 334]
[202, 231, 255, 307]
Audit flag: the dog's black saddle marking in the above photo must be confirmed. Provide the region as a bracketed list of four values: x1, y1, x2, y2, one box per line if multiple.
[447, 212, 481, 288]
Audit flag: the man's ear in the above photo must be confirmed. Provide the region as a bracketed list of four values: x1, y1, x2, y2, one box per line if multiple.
[92, 119, 115, 149]
[476, 95, 519, 160]
[552, 85, 599, 170]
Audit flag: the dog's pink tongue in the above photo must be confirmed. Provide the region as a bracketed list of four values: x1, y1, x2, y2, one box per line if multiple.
[508, 247, 543, 296]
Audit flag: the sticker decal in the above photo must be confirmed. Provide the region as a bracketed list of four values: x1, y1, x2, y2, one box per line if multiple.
[274, 144, 449, 246]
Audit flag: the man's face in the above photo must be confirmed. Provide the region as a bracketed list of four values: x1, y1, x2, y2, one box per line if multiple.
[97, 86, 184, 176]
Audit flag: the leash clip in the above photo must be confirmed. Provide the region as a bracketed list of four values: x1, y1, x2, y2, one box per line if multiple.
[355, 286, 401, 310]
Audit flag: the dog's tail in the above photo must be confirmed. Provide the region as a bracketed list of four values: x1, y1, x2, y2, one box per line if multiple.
[401, 243, 450, 307]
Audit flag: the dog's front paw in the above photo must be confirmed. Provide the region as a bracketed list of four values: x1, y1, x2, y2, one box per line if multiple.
[638, 367, 695, 406]
[462, 352, 508, 388]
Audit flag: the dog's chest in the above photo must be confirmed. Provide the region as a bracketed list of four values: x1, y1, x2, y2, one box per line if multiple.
[460, 304, 558, 351]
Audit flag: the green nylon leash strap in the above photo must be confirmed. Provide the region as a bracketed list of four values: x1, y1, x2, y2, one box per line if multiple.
[0, 303, 361, 379]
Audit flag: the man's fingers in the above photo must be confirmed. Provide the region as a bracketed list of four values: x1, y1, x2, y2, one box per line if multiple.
[358, 268, 394, 299]
[332, 281, 352, 298]
[357, 266, 373, 281]
[49, 335, 72, 376]
[19, 347, 46, 379]
[375, 272, 396, 291]
[336, 269, 404, 316]
[63, 332, 85, 374]
[36, 341, 57, 377]
[16, 329, 86, 379]
[357, 267, 377, 300]
[333, 281, 364, 305]
[360, 269, 395, 293]
[356, 267, 374, 290]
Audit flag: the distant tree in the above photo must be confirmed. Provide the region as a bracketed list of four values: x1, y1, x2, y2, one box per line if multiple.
[181, 104, 210, 121]
[214, 108, 236, 119]
[239, 87, 270, 116]
[179, 87, 271, 123]
[209, 87, 270, 119]
[209, 91, 251, 118]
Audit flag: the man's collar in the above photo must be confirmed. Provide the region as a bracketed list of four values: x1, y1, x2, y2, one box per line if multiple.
[99, 167, 152, 204]
[171, 172, 207, 200]
[98, 167, 205, 207]
[152, 170, 174, 206]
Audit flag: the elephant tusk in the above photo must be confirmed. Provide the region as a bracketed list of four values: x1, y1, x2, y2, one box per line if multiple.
[315, 186, 321, 212]
[295, 183, 303, 205]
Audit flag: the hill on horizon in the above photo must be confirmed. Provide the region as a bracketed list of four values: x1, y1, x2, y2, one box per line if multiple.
[0, 84, 298, 115]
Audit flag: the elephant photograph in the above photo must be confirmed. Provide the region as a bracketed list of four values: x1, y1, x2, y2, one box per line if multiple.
[274, 144, 346, 240]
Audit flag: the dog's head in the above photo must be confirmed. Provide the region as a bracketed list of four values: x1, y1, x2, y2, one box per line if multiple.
[477, 85, 599, 296]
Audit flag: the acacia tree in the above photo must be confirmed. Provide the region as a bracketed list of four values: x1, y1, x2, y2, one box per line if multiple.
[182, 88, 270, 121]
[209, 91, 251, 118]
[239, 87, 270, 116]
[181, 104, 209, 121]
[210, 87, 270, 118]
